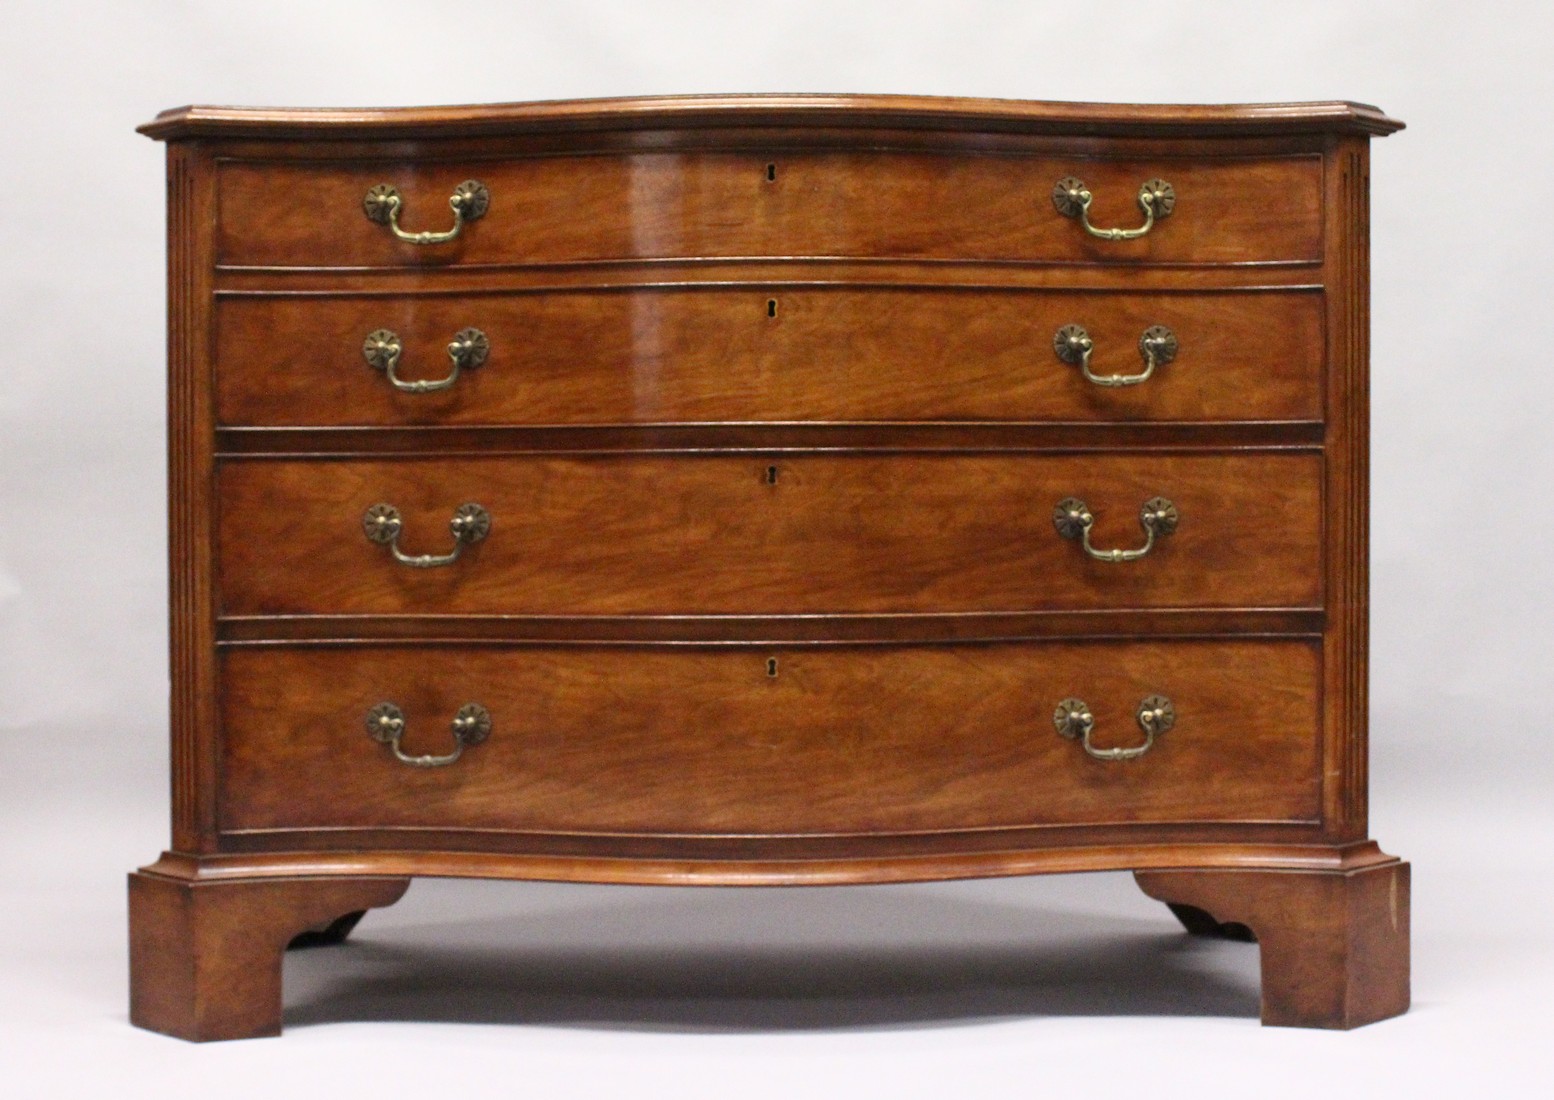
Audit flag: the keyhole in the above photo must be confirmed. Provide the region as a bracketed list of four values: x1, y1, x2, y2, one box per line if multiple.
[766, 162, 777, 182]
[767, 298, 778, 318]
[766, 657, 779, 678]
[766, 465, 779, 485]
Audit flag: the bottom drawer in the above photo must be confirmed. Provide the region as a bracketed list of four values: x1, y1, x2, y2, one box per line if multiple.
[218, 640, 1322, 837]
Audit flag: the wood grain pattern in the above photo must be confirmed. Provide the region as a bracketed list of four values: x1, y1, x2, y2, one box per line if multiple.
[214, 287, 1324, 427]
[214, 152, 1322, 269]
[216, 452, 1324, 617]
[1136, 860, 1409, 1028]
[217, 639, 1323, 836]
[136, 96, 1408, 1034]
[128, 870, 409, 1041]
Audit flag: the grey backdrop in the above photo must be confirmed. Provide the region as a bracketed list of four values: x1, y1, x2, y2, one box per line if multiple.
[3, 1, 1549, 1095]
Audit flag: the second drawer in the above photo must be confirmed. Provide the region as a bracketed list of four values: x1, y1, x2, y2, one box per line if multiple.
[214, 288, 1324, 427]
[218, 452, 1322, 616]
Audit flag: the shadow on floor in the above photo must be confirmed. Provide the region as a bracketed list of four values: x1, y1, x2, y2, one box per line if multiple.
[282, 884, 1261, 1033]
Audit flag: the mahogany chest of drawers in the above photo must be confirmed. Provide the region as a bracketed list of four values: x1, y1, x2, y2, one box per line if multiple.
[129, 95, 1408, 1039]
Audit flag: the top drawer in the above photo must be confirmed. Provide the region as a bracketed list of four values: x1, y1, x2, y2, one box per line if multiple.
[214, 152, 1323, 269]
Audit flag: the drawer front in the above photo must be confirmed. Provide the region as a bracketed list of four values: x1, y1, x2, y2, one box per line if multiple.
[216, 289, 1324, 427]
[217, 452, 1322, 616]
[218, 640, 1322, 835]
[215, 152, 1323, 268]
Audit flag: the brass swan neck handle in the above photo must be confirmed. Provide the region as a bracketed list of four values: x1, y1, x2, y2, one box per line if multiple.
[1052, 176, 1175, 241]
[362, 328, 489, 393]
[1053, 324, 1178, 387]
[362, 502, 490, 568]
[1053, 496, 1178, 562]
[1054, 696, 1175, 761]
[362, 179, 489, 244]
[366, 702, 491, 768]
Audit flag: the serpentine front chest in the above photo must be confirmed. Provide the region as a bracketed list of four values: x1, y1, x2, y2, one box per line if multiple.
[128, 94, 1408, 1039]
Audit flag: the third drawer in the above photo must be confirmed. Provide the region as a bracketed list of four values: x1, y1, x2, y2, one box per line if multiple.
[218, 451, 1322, 617]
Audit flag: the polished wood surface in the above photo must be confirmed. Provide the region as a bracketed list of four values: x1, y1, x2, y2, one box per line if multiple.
[128, 870, 408, 1042]
[137, 95, 1407, 1036]
[214, 257, 1325, 296]
[1323, 139, 1374, 839]
[165, 143, 220, 854]
[142, 841, 1400, 888]
[1136, 861, 1410, 1029]
[216, 452, 1323, 616]
[215, 288, 1323, 427]
[218, 640, 1321, 836]
[141, 94, 1405, 142]
[215, 152, 1323, 269]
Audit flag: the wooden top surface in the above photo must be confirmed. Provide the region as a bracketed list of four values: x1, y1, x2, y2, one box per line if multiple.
[139, 93, 1404, 141]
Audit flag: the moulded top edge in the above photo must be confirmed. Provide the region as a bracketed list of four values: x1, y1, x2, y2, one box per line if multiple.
[138, 93, 1405, 142]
